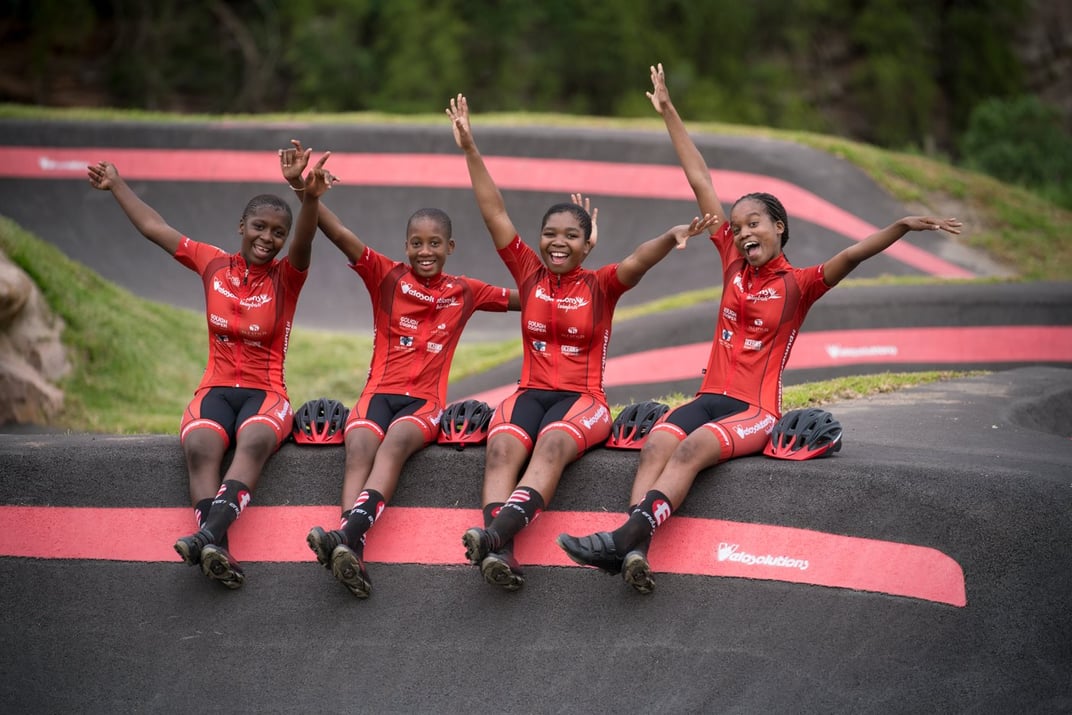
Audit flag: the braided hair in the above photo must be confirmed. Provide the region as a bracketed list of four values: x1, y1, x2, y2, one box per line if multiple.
[241, 194, 293, 231]
[733, 192, 789, 247]
[541, 203, 593, 241]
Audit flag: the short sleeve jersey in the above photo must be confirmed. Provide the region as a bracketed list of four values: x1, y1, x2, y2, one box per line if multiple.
[498, 235, 630, 402]
[699, 221, 832, 413]
[174, 237, 307, 395]
[353, 246, 511, 403]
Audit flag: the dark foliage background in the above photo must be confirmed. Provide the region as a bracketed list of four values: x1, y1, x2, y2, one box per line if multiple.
[3, 0, 1069, 205]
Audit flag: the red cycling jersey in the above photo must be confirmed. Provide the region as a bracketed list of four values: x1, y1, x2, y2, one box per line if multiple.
[353, 246, 511, 403]
[498, 235, 630, 403]
[698, 221, 832, 414]
[174, 237, 307, 395]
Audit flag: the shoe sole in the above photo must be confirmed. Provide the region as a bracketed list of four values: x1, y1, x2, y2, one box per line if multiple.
[306, 527, 335, 568]
[174, 538, 200, 566]
[622, 551, 655, 594]
[481, 554, 524, 592]
[200, 546, 245, 590]
[462, 528, 488, 565]
[330, 546, 371, 599]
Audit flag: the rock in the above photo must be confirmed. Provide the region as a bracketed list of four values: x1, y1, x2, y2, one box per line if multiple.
[0, 249, 70, 425]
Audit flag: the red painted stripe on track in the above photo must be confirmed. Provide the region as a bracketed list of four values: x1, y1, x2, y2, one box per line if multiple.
[462, 325, 1072, 402]
[4, 146, 972, 277]
[0, 505, 965, 606]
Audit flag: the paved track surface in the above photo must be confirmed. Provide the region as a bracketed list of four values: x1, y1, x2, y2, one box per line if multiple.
[1, 120, 1070, 713]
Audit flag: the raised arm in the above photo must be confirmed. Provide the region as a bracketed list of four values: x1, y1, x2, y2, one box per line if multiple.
[87, 161, 183, 255]
[823, 216, 964, 286]
[616, 213, 717, 287]
[288, 152, 336, 272]
[647, 63, 725, 230]
[446, 94, 518, 250]
[280, 139, 366, 263]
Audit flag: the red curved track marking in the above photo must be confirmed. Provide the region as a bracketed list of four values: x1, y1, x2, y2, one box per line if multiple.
[463, 325, 1072, 402]
[5, 146, 972, 277]
[0, 505, 965, 606]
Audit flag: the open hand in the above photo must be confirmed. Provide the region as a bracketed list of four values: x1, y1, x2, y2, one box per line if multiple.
[571, 192, 599, 249]
[905, 216, 963, 235]
[672, 213, 717, 249]
[87, 161, 119, 191]
[446, 94, 475, 151]
[645, 63, 671, 115]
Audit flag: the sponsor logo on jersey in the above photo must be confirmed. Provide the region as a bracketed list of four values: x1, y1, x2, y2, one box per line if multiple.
[716, 542, 809, 571]
[400, 336, 414, 347]
[400, 280, 435, 303]
[213, 277, 238, 300]
[732, 274, 744, 292]
[720, 328, 733, 343]
[400, 316, 419, 330]
[567, 326, 578, 334]
[561, 345, 580, 355]
[210, 314, 228, 329]
[427, 341, 443, 353]
[248, 324, 260, 333]
[734, 413, 776, 439]
[437, 323, 447, 331]
[723, 307, 738, 322]
[527, 320, 548, 333]
[747, 287, 782, 303]
[275, 402, 289, 421]
[435, 297, 460, 310]
[744, 338, 763, 351]
[240, 294, 273, 309]
[557, 295, 590, 312]
[534, 286, 555, 303]
[532, 340, 547, 352]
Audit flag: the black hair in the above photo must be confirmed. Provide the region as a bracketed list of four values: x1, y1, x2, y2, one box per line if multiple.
[541, 203, 592, 241]
[408, 208, 453, 239]
[733, 192, 789, 247]
[242, 194, 293, 231]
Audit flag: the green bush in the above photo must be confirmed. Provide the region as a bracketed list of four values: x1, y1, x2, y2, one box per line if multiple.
[959, 96, 1072, 208]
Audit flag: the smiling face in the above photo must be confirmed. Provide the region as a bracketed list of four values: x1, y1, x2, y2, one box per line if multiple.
[239, 204, 291, 266]
[539, 208, 591, 274]
[730, 198, 785, 268]
[405, 215, 454, 279]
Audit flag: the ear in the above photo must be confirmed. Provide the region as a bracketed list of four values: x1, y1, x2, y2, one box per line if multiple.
[447, 238, 456, 256]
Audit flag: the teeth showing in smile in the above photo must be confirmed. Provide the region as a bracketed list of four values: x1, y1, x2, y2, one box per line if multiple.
[743, 241, 759, 251]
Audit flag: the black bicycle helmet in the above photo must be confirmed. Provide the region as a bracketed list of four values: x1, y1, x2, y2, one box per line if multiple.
[764, 408, 843, 460]
[605, 400, 670, 449]
[293, 397, 349, 445]
[438, 399, 494, 448]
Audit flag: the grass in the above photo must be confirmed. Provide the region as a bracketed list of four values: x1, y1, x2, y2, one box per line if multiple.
[2, 105, 1068, 433]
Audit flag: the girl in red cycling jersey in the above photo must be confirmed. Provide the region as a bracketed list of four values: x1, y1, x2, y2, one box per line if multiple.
[447, 94, 716, 591]
[87, 152, 332, 589]
[279, 140, 521, 599]
[557, 63, 963, 593]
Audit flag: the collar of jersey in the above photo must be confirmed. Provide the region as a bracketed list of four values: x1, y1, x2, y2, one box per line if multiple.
[233, 252, 274, 275]
[408, 268, 449, 289]
[751, 252, 792, 275]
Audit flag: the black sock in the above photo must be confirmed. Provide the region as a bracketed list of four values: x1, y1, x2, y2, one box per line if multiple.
[483, 502, 505, 528]
[202, 480, 251, 544]
[488, 487, 544, 548]
[342, 489, 385, 545]
[193, 497, 227, 549]
[611, 490, 672, 553]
